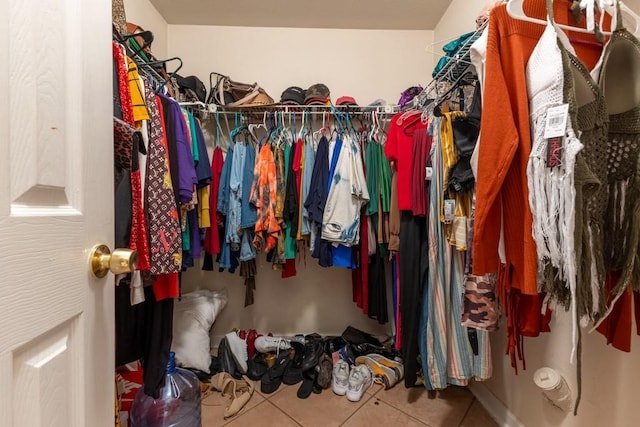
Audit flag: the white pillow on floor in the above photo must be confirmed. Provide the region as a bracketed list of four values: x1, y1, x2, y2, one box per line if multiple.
[171, 289, 227, 373]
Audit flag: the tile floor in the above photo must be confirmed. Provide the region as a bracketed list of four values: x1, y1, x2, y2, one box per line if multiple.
[201, 380, 498, 427]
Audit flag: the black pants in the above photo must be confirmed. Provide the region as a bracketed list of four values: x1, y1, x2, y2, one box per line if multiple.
[368, 252, 388, 324]
[115, 283, 174, 398]
[399, 212, 427, 387]
[142, 286, 174, 398]
[115, 281, 145, 367]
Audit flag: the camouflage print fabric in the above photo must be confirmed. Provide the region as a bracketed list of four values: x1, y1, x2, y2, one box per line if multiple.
[461, 274, 500, 331]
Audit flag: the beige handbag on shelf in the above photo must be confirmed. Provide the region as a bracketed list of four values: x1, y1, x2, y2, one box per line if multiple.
[209, 72, 274, 107]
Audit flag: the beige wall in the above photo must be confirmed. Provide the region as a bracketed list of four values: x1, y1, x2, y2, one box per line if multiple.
[433, 0, 489, 53]
[167, 25, 434, 106]
[434, 1, 640, 426]
[182, 259, 392, 340]
[124, 0, 169, 59]
[168, 24, 434, 339]
[486, 310, 640, 427]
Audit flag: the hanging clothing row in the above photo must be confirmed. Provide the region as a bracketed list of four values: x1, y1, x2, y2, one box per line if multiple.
[113, 35, 215, 398]
[389, 55, 494, 389]
[455, 0, 640, 414]
[197, 108, 395, 325]
[341, 0, 640, 410]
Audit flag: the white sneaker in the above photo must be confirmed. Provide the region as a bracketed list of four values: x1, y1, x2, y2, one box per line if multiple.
[332, 360, 350, 396]
[346, 365, 372, 402]
[225, 332, 248, 373]
[254, 336, 291, 354]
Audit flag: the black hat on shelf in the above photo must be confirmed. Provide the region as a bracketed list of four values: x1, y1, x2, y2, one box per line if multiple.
[280, 86, 307, 105]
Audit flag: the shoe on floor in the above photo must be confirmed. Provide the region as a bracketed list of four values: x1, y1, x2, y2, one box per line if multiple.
[223, 375, 254, 419]
[332, 360, 350, 396]
[296, 368, 318, 399]
[260, 351, 290, 394]
[346, 365, 372, 402]
[301, 335, 324, 372]
[291, 334, 305, 345]
[355, 355, 398, 390]
[363, 353, 404, 382]
[283, 341, 304, 385]
[246, 329, 258, 358]
[316, 353, 333, 389]
[254, 336, 291, 354]
[211, 372, 255, 419]
[218, 337, 242, 379]
[226, 332, 249, 373]
[246, 353, 268, 381]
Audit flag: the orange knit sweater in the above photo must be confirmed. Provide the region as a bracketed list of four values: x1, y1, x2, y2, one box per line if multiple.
[473, 1, 606, 299]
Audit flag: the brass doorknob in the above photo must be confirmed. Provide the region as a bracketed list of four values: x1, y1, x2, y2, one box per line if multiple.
[89, 244, 138, 278]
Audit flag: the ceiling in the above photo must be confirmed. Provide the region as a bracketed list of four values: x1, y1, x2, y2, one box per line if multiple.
[149, 0, 453, 30]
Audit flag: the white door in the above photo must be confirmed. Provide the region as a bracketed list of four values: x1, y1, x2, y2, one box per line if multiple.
[0, 0, 114, 426]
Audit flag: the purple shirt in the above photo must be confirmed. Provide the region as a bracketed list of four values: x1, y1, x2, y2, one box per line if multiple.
[163, 96, 197, 203]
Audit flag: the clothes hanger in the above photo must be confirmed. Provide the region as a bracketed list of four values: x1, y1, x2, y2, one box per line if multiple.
[214, 110, 230, 151]
[312, 116, 325, 146]
[374, 112, 382, 143]
[396, 109, 422, 126]
[321, 112, 331, 136]
[113, 25, 168, 91]
[366, 112, 375, 142]
[329, 105, 347, 136]
[242, 126, 259, 147]
[146, 57, 183, 94]
[506, 0, 613, 35]
[338, 106, 357, 136]
[298, 111, 312, 141]
[304, 112, 312, 139]
[269, 112, 284, 144]
[579, 0, 640, 36]
[432, 70, 477, 117]
[248, 122, 267, 143]
[273, 122, 289, 149]
[377, 117, 389, 143]
[297, 111, 305, 140]
[290, 112, 297, 142]
[178, 101, 208, 113]
[282, 112, 293, 146]
[260, 113, 273, 148]
[330, 127, 339, 142]
[230, 114, 248, 143]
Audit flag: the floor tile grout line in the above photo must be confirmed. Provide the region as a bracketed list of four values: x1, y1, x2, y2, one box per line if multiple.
[393, 399, 432, 427]
[375, 388, 475, 427]
[338, 392, 375, 426]
[457, 396, 476, 427]
[264, 399, 304, 426]
[349, 394, 430, 427]
[383, 397, 432, 427]
[222, 398, 269, 426]
[257, 384, 286, 400]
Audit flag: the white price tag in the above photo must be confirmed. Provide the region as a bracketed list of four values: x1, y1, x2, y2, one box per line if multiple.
[444, 199, 456, 223]
[544, 104, 569, 139]
[425, 166, 433, 180]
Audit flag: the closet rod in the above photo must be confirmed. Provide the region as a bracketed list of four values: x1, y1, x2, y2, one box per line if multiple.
[178, 103, 399, 115]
